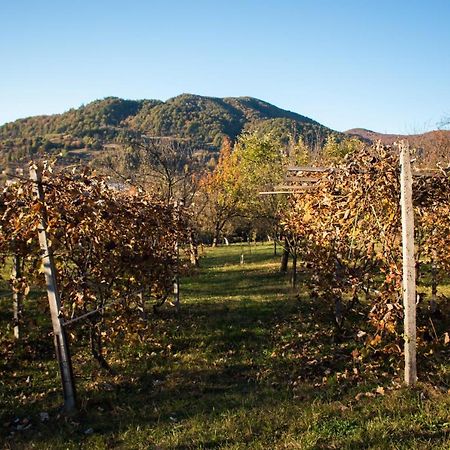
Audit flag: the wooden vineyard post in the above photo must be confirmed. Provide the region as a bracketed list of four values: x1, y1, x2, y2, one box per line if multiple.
[12, 255, 22, 339]
[30, 164, 77, 412]
[172, 200, 181, 311]
[399, 143, 417, 386]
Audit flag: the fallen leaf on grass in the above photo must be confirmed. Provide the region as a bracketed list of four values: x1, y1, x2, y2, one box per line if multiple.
[375, 386, 385, 395]
[335, 401, 349, 412]
[355, 391, 376, 401]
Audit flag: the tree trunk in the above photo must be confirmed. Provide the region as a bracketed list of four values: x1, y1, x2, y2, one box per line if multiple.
[291, 253, 297, 287]
[137, 292, 147, 320]
[212, 224, 220, 247]
[280, 238, 289, 273]
[431, 257, 438, 312]
[90, 322, 113, 373]
[189, 231, 199, 267]
[334, 296, 344, 329]
[431, 257, 438, 301]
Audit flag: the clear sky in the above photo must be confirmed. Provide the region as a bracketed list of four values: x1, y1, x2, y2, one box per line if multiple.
[1, 0, 449, 133]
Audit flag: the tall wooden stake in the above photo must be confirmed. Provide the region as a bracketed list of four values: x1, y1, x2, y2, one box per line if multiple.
[30, 165, 77, 412]
[12, 255, 22, 339]
[399, 143, 417, 386]
[172, 200, 181, 311]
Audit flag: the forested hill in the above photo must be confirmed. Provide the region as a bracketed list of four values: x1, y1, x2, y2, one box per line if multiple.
[345, 127, 450, 146]
[0, 94, 335, 164]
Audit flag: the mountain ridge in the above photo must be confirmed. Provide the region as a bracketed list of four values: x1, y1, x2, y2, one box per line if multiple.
[1, 94, 448, 166]
[0, 94, 337, 164]
[344, 127, 450, 146]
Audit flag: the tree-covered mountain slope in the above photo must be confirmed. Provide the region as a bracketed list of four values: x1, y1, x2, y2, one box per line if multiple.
[0, 94, 335, 164]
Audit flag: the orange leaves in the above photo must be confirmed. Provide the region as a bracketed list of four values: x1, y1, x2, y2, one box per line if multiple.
[1, 165, 185, 347]
[284, 144, 450, 357]
[416, 174, 450, 272]
[283, 146, 405, 337]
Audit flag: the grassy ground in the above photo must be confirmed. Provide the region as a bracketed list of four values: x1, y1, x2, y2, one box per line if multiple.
[0, 244, 449, 449]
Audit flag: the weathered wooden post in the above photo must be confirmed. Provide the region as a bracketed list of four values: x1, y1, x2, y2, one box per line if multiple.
[172, 200, 181, 311]
[30, 164, 77, 412]
[12, 254, 22, 339]
[399, 142, 417, 386]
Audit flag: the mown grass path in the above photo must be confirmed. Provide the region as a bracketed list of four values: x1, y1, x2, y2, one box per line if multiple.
[1, 244, 449, 449]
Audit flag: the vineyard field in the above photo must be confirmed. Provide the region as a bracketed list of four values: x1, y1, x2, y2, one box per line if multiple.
[1, 244, 449, 449]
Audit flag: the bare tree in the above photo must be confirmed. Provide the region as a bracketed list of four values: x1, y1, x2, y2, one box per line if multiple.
[97, 133, 206, 266]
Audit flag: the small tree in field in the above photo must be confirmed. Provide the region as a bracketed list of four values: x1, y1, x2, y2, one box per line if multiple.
[199, 137, 245, 245]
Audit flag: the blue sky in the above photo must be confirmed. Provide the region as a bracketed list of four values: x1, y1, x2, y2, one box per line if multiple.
[1, 0, 449, 133]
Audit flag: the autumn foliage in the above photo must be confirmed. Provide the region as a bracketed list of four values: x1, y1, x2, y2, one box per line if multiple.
[283, 144, 450, 346]
[0, 165, 185, 367]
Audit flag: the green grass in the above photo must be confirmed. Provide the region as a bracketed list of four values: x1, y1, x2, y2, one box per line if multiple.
[0, 244, 449, 449]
